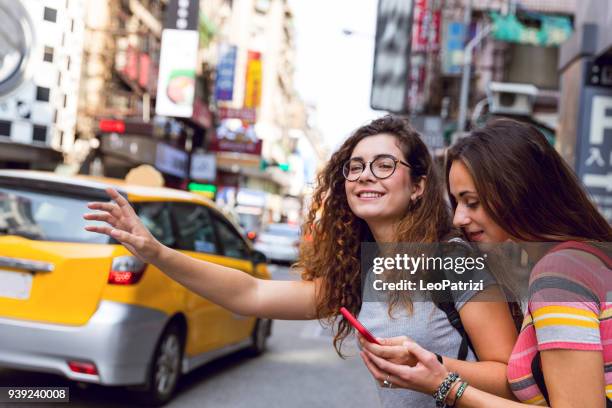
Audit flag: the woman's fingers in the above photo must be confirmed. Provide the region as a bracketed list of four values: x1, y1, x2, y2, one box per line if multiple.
[87, 201, 122, 219]
[402, 341, 439, 369]
[364, 350, 409, 381]
[360, 352, 407, 389]
[84, 225, 114, 235]
[361, 351, 385, 382]
[363, 342, 406, 358]
[83, 212, 116, 225]
[379, 336, 411, 346]
[106, 188, 137, 217]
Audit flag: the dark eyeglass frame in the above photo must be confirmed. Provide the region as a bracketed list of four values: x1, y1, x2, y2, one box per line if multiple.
[342, 154, 411, 181]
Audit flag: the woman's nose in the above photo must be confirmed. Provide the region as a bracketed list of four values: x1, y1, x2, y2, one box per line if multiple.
[453, 206, 470, 228]
[358, 164, 376, 182]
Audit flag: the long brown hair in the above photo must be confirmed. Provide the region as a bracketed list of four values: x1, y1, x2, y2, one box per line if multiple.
[298, 115, 453, 355]
[446, 118, 612, 242]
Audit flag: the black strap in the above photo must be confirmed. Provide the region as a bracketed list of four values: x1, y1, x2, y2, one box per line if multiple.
[531, 353, 550, 405]
[436, 300, 474, 361]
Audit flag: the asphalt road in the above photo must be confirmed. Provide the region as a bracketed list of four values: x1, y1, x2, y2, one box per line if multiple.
[0, 264, 380, 408]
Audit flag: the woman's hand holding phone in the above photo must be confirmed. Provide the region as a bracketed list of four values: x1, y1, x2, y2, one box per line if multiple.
[357, 335, 418, 367]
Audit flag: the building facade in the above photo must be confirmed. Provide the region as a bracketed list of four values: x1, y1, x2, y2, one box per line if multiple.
[0, 0, 85, 169]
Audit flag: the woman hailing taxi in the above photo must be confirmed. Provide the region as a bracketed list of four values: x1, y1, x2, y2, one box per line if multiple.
[360, 118, 612, 407]
[84, 116, 518, 406]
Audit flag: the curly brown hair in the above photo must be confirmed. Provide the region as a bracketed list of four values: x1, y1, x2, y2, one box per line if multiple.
[297, 115, 454, 356]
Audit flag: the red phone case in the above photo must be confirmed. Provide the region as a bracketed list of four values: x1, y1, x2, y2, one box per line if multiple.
[340, 307, 380, 344]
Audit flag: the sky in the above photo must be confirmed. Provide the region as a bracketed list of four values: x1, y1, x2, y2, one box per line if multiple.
[288, 0, 384, 152]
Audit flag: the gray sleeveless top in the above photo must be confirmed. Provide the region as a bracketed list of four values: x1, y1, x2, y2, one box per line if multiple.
[358, 258, 494, 407]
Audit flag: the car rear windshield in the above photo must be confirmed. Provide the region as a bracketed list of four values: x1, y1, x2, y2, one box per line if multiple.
[0, 186, 111, 244]
[265, 224, 300, 237]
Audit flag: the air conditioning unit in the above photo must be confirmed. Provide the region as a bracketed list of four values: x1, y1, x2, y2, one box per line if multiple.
[486, 82, 538, 116]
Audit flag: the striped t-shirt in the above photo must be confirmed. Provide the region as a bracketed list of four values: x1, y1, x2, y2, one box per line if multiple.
[507, 246, 612, 405]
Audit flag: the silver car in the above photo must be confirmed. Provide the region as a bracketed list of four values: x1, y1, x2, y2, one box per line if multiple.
[254, 223, 300, 265]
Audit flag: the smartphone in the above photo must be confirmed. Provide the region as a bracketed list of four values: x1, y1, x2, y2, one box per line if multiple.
[340, 307, 380, 344]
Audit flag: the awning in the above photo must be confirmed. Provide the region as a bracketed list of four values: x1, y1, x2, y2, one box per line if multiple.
[0, 140, 63, 168]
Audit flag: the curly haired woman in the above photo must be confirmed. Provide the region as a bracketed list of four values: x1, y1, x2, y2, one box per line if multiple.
[84, 115, 517, 407]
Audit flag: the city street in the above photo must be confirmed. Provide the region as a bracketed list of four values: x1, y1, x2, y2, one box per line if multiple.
[0, 265, 380, 408]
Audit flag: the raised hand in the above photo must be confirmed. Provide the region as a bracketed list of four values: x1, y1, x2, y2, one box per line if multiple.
[84, 187, 162, 264]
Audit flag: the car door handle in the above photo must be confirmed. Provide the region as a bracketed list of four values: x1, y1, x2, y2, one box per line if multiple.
[0, 256, 54, 273]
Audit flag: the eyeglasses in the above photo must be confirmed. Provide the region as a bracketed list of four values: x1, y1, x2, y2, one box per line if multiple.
[342, 155, 411, 181]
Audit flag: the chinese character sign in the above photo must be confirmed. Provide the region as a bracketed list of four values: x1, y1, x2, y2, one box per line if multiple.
[215, 44, 238, 102]
[244, 51, 262, 109]
[577, 86, 612, 222]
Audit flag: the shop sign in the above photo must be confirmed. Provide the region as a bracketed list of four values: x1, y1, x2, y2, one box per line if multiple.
[442, 21, 465, 75]
[209, 119, 263, 155]
[215, 44, 238, 102]
[370, 0, 414, 113]
[217, 106, 257, 123]
[244, 51, 262, 109]
[155, 0, 200, 118]
[190, 152, 216, 181]
[490, 12, 573, 47]
[576, 61, 612, 222]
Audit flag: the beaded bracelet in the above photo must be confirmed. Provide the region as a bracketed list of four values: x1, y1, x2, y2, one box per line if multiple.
[453, 381, 469, 406]
[432, 372, 459, 408]
[445, 380, 464, 408]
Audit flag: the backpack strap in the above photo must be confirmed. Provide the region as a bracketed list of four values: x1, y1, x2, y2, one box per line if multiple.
[435, 300, 473, 360]
[530, 353, 550, 405]
[432, 238, 475, 360]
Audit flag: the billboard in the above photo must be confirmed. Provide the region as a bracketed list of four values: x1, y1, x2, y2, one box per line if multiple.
[215, 44, 238, 102]
[370, 0, 415, 113]
[155, 0, 200, 118]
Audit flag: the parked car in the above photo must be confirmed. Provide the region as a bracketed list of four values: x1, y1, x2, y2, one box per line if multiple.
[0, 170, 272, 405]
[254, 223, 300, 265]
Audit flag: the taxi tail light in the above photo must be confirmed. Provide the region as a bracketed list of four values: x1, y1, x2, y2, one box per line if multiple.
[68, 360, 98, 375]
[108, 256, 147, 285]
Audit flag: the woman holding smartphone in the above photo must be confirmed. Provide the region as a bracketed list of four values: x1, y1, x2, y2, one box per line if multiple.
[360, 118, 612, 407]
[84, 116, 517, 407]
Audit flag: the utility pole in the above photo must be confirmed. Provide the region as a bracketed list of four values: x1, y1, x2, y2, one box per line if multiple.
[457, 0, 473, 134]
[457, 0, 493, 135]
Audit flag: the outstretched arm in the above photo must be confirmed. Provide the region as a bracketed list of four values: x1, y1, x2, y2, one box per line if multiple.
[84, 188, 319, 320]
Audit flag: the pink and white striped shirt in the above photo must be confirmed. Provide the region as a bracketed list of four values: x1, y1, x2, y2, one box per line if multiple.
[507, 246, 612, 405]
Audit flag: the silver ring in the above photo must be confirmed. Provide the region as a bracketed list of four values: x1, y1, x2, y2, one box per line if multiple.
[383, 375, 393, 388]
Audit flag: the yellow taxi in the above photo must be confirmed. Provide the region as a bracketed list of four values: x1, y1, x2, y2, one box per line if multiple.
[0, 170, 272, 405]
